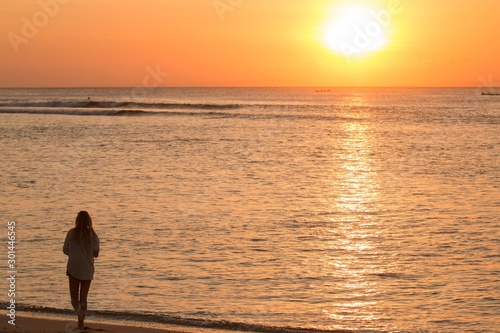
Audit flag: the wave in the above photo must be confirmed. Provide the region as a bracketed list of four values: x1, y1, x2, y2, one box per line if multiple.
[5, 303, 354, 333]
[0, 107, 362, 123]
[0, 108, 234, 117]
[0, 100, 244, 111]
[0, 99, 375, 122]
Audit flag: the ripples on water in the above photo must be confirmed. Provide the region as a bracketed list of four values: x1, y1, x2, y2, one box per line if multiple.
[0, 88, 499, 332]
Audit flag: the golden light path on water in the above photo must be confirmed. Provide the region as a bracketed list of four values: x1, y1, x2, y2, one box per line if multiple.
[319, 96, 386, 329]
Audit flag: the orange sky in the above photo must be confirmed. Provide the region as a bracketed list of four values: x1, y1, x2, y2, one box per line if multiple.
[1, 0, 499, 87]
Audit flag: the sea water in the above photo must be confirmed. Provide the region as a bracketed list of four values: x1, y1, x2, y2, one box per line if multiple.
[0, 87, 499, 332]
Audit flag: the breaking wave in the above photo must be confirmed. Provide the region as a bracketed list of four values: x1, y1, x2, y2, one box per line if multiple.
[0, 100, 244, 111]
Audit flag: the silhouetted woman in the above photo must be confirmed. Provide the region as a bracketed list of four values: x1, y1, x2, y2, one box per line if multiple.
[63, 211, 100, 330]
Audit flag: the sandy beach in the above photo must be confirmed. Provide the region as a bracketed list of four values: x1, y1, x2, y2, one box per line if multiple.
[1, 314, 190, 333]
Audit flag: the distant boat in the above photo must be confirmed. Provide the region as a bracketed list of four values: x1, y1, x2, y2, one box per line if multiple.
[315, 89, 331, 93]
[481, 92, 500, 95]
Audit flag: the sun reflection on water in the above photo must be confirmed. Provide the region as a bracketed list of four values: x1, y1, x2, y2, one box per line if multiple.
[321, 107, 386, 329]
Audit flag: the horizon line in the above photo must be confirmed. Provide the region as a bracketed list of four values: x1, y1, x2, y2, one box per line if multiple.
[0, 85, 488, 89]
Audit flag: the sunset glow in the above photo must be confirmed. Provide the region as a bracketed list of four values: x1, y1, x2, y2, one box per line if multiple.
[1, 0, 499, 87]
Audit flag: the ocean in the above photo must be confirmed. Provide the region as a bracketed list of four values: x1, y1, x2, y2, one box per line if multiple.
[0, 87, 499, 332]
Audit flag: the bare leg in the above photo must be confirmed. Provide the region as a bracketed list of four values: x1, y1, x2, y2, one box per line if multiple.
[79, 280, 92, 329]
[68, 275, 81, 316]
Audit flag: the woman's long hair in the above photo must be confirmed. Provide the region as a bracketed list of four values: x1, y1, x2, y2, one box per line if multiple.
[73, 211, 96, 244]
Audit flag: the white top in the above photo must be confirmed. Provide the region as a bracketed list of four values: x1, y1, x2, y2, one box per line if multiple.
[63, 228, 100, 281]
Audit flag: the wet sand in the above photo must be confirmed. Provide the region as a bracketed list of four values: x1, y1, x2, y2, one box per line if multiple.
[1, 314, 190, 333]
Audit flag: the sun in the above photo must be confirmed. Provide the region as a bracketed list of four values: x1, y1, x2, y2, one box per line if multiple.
[322, 4, 392, 59]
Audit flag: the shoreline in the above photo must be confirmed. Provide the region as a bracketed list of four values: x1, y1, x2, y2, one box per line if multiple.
[0, 306, 248, 333]
[0, 308, 351, 333]
[0, 313, 193, 333]
[0, 310, 254, 333]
